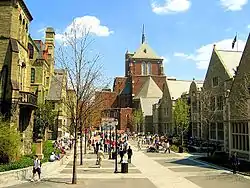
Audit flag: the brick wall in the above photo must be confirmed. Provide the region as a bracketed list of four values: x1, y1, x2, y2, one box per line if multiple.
[119, 108, 132, 131]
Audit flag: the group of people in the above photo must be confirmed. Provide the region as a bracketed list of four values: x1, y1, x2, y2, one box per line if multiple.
[90, 132, 133, 167]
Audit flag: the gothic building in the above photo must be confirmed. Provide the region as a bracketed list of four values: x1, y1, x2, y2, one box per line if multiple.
[98, 27, 166, 132]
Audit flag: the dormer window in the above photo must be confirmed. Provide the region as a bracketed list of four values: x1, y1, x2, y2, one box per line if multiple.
[141, 62, 146, 75]
[147, 62, 151, 75]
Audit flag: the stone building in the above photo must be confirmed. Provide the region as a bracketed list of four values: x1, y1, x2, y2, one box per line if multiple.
[0, 0, 37, 154]
[46, 69, 69, 138]
[226, 34, 250, 160]
[97, 29, 166, 132]
[0, 0, 71, 153]
[189, 80, 203, 138]
[201, 45, 242, 149]
[153, 78, 193, 135]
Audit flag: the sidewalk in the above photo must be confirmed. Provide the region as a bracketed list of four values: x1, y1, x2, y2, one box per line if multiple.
[129, 144, 201, 188]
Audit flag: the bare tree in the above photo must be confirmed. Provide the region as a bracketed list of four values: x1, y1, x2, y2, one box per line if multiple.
[200, 89, 223, 156]
[56, 22, 109, 184]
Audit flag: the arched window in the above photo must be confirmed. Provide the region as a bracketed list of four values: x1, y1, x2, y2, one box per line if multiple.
[147, 62, 151, 75]
[28, 43, 34, 59]
[31, 68, 35, 83]
[0, 65, 8, 99]
[141, 62, 146, 75]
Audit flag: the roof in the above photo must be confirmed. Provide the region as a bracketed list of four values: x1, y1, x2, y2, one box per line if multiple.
[134, 77, 162, 99]
[216, 50, 242, 78]
[18, 0, 33, 21]
[133, 42, 162, 59]
[167, 79, 193, 100]
[140, 98, 160, 116]
[47, 74, 64, 100]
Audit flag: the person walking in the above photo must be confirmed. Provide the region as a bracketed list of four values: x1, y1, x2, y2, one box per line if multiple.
[164, 140, 170, 153]
[97, 148, 105, 168]
[127, 146, 133, 163]
[137, 139, 141, 151]
[31, 155, 41, 182]
[119, 144, 124, 163]
[231, 152, 240, 174]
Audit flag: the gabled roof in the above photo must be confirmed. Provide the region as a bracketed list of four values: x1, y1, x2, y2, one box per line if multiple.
[134, 77, 162, 99]
[140, 98, 160, 116]
[133, 42, 162, 59]
[47, 70, 66, 101]
[216, 50, 242, 78]
[167, 78, 193, 100]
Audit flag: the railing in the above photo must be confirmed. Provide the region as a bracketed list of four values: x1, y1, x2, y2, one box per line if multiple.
[19, 91, 37, 107]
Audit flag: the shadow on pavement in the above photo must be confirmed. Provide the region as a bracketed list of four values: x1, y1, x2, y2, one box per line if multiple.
[42, 178, 72, 184]
[166, 157, 219, 170]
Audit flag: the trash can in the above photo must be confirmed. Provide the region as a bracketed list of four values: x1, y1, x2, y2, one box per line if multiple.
[121, 162, 128, 173]
[112, 152, 116, 159]
[178, 146, 183, 153]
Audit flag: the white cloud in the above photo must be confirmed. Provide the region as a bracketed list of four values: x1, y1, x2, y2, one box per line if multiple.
[37, 28, 46, 33]
[161, 56, 169, 64]
[55, 16, 113, 42]
[151, 0, 191, 14]
[174, 38, 246, 69]
[220, 0, 248, 11]
[247, 24, 250, 29]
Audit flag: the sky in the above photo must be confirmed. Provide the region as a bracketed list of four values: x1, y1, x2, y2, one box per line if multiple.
[24, 0, 250, 81]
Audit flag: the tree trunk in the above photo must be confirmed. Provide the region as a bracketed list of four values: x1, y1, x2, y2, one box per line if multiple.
[72, 121, 78, 184]
[84, 131, 87, 154]
[80, 122, 83, 165]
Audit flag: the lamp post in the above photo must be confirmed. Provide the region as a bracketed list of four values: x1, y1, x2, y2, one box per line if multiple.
[108, 122, 112, 159]
[114, 119, 118, 173]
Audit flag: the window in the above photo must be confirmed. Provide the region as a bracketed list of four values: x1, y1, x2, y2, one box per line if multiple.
[141, 62, 146, 75]
[192, 91, 196, 97]
[212, 77, 218, 87]
[147, 62, 151, 75]
[28, 43, 34, 59]
[217, 96, 223, 110]
[192, 101, 197, 113]
[193, 123, 197, 137]
[0, 65, 8, 99]
[46, 77, 49, 86]
[210, 96, 215, 111]
[31, 68, 35, 83]
[232, 122, 249, 151]
[217, 122, 224, 141]
[210, 123, 216, 139]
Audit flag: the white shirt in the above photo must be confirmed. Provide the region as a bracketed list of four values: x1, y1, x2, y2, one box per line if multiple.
[34, 159, 41, 169]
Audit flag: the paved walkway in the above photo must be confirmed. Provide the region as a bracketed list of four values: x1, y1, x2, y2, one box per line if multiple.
[5, 139, 250, 188]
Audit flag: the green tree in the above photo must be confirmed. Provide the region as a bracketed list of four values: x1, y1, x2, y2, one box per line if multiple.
[173, 98, 190, 146]
[0, 118, 21, 163]
[132, 109, 144, 133]
[33, 102, 58, 140]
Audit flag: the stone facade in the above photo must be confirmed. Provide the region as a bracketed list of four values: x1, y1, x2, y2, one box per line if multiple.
[226, 34, 250, 161]
[0, 0, 36, 154]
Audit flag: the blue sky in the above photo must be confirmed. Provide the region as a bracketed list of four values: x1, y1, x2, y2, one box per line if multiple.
[24, 0, 250, 80]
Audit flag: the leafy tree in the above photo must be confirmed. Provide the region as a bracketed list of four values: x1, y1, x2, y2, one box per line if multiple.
[132, 109, 144, 133]
[173, 98, 190, 146]
[33, 102, 58, 140]
[0, 118, 21, 163]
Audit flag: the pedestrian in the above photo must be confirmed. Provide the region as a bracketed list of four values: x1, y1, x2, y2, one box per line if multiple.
[31, 155, 41, 182]
[127, 146, 133, 163]
[164, 140, 170, 153]
[119, 145, 124, 163]
[231, 152, 240, 174]
[97, 148, 105, 168]
[137, 139, 141, 151]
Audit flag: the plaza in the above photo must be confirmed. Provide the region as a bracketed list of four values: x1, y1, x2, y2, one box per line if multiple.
[4, 141, 250, 188]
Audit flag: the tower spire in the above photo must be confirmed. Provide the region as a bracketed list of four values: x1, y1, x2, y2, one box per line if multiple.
[141, 24, 145, 44]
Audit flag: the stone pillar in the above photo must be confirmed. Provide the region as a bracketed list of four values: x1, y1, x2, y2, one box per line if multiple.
[36, 139, 44, 159]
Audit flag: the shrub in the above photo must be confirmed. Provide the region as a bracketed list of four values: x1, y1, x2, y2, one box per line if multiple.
[0, 119, 21, 164]
[42, 140, 60, 162]
[0, 156, 33, 172]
